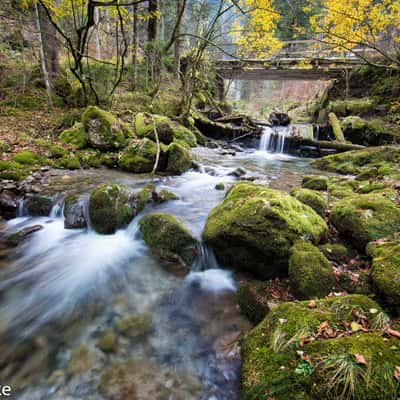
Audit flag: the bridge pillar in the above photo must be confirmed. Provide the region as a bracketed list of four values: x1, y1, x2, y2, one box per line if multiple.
[216, 74, 225, 102]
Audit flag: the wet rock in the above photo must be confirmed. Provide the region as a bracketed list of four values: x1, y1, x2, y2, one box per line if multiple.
[205, 141, 219, 149]
[97, 330, 117, 353]
[219, 150, 236, 156]
[25, 195, 53, 216]
[268, 111, 290, 126]
[215, 183, 225, 190]
[330, 193, 400, 251]
[229, 167, 246, 177]
[63, 195, 87, 229]
[139, 212, 198, 266]
[82, 106, 131, 151]
[0, 190, 18, 219]
[6, 225, 43, 247]
[288, 241, 335, 299]
[89, 183, 135, 234]
[237, 281, 270, 324]
[154, 189, 179, 203]
[203, 183, 328, 278]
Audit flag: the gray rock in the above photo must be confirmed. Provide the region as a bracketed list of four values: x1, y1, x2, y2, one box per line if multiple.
[64, 196, 87, 229]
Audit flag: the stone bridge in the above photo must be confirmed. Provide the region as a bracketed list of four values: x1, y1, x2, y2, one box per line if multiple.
[214, 40, 375, 80]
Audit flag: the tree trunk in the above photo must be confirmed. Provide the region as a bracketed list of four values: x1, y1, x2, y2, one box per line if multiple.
[34, 2, 53, 111]
[131, 3, 138, 89]
[148, 0, 158, 42]
[94, 8, 101, 60]
[37, 3, 59, 84]
[173, 0, 182, 77]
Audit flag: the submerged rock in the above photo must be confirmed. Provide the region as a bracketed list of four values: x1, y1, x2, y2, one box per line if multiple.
[241, 295, 397, 400]
[203, 183, 328, 278]
[139, 212, 198, 266]
[116, 313, 152, 338]
[288, 241, 335, 298]
[6, 225, 43, 247]
[291, 188, 327, 216]
[367, 238, 400, 307]
[97, 330, 117, 353]
[330, 194, 400, 251]
[82, 106, 131, 151]
[63, 195, 86, 229]
[89, 183, 134, 234]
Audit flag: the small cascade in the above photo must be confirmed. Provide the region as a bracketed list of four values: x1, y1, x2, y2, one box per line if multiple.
[259, 124, 314, 154]
[49, 203, 63, 218]
[191, 244, 219, 271]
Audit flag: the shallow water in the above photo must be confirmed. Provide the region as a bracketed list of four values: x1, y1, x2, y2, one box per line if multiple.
[0, 145, 316, 399]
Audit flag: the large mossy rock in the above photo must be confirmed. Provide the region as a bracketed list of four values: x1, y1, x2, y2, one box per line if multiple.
[82, 106, 131, 151]
[291, 188, 327, 216]
[166, 142, 192, 174]
[89, 183, 134, 234]
[203, 183, 328, 278]
[330, 194, 400, 251]
[289, 241, 335, 298]
[118, 138, 167, 173]
[341, 116, 400, 146]
[328, 98, 373, 117]
[134, 113, 197, 147]
[302, 175, 328, 191]
[139, 212, 198, 266]
[312, 145, 400, 177]
[59, 122, 89, 149]
[367, 238, 400, 307]
[241, 295, 399, 400]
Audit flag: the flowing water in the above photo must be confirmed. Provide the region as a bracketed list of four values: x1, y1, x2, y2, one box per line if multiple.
[0, 143, 320, 399]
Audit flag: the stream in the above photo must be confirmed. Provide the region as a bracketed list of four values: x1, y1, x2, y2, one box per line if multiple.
[0, 131, 320, 399]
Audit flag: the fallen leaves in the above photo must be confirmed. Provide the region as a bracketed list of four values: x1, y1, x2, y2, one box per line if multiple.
[394, 366, 400, 381]
[353, 353, 367, 365]
[385, 327, 400, 339]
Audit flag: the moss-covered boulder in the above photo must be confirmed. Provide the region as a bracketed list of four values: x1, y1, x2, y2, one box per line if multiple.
[134, 113, 197, 147]
[312, 145, 400, 177]
[302, 175, 328, 191]
[139, 212, 198, 266]
[82, 106, 131, 151]
[328, 98, 373, 117]
[203, 183, 328, 278]
[241, 295, 397, 400]
[367, 238, 400, 307]
[237, 281, 270, 324]
[13, 150, 41, 165]
[289, 241, 335, 298]
[341, 116, 400, 146]
[166, 142, 192, 174]
[291, 188, 327, 216]
[59, 122, 89, 149]
[330, 194, 400, 251]
[319, 243, 350, 264]
[89, 183, 134, 234]
[56, 154, 81, 170]
[25, 195, 53, 216]
[118, 138, 167, 173]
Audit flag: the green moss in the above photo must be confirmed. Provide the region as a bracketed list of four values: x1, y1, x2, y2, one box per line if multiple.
[59, 122, 89, 149]
[237, 281, 270, 324]
[139, 212, 197, 266]
[203, 183, 328, 278]
[25, 195, 53, 216]
[135, 184, 155, 212]
[77, 150, 103, 168]
[118, 138, 167, 173]
[330, 194, 400, 251]
[166, 142, 192, 175]
[0, 160, 29, 181]
[156, 189, 178, 202]
[367, 238, 400, 307]
[67, 345, 93, 377]
[56, 154, 81, 170]
[319, 243, 349, 264]
[89, 183, 134, 234]
[302, 176, 328, 191]
[291, 188, 327, 216]
[13, 150, 39, 165]
[241, 295, 388, 400]
[328, 112, 345, 142]
[0, 140, 9, 153]
[116, 313, 152, 338]
[82, 106, 131, 151]
[134, 113, 197, 147]
[329, 98, 373, 116]
[289, 241, 334, 299]
[215, 183, 225, 190]
[97, 331, 117, 353]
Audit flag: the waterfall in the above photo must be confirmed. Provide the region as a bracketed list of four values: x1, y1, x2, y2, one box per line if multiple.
[259, 124, 314, 154]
